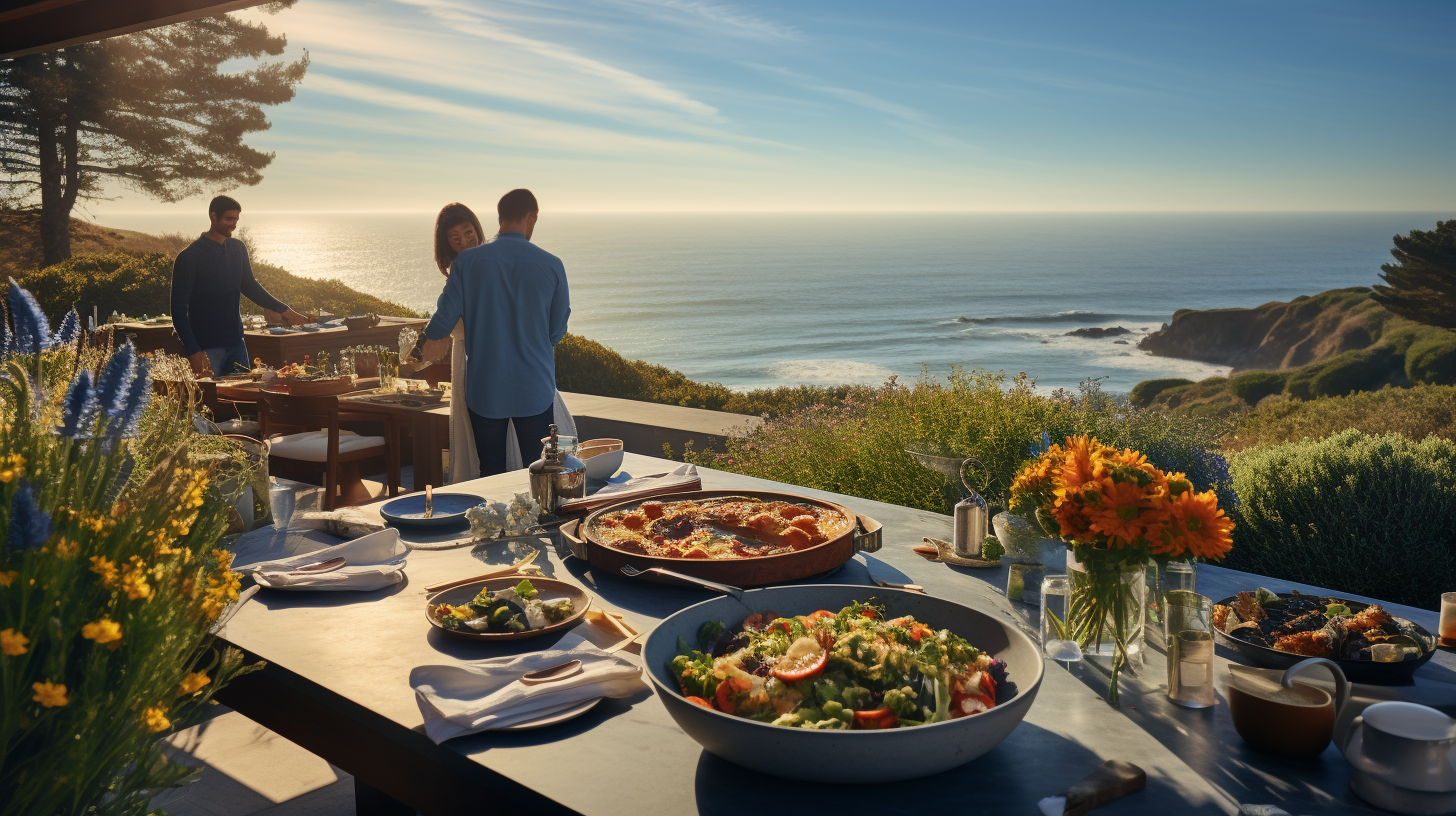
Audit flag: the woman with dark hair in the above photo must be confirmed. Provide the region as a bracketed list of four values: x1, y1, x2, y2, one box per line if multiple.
[429, 202, 575, 481]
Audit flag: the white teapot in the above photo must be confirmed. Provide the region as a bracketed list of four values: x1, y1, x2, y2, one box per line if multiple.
[1342, 700, 1456, 815]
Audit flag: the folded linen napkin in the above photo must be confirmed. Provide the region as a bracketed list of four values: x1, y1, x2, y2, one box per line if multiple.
[291, 507, 387, 539]
[411, 638, 647, 742]
[243, 527, 407, 591]
[556, 464, 700, 514]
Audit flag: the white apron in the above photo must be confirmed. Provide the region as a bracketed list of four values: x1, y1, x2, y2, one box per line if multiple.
[446, 321, 577, 483]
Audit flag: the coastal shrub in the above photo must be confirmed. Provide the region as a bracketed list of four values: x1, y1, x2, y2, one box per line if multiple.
[1225, 430, 1456, 609]
[1128, 378, 1192, 407]
[6, 252, 421, 325]
[1228, 371, 1286, 406]
[1405, 332, 1456, 385]
[1227, 384, 1456, 449]
[690, 371, 1235, 514]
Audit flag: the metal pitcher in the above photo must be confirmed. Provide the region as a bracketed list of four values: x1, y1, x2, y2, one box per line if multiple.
[952, 457, 990, 559]
[528, 424, 586, 513]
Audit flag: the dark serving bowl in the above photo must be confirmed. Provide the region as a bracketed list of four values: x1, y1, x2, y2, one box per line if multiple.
[380, 493, 483, 530]
[642, 584, 1044, 783]
[1212, 592, 1437, 683]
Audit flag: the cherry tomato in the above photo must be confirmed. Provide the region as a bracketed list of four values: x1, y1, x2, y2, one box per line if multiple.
[853, 708, 897, 729]
[950, 692, 995, 718]
[685, 696, 714, 710]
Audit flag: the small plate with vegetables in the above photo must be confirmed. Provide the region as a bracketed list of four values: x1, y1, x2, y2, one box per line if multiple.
[426, 577, 591, 641]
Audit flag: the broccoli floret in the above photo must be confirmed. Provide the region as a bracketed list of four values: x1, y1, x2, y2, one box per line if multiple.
[883, 686, 918, 717]
[803, 718, 850, 730]
[513, 579, 539, 600]
[815, 680, 843, 707]
[841, 685, 873, 711]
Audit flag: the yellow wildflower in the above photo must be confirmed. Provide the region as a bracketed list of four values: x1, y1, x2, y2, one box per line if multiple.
[0, 570, 17, 587]
[81, 618, 123, 647]
[0, 470, 12, 483]
[1, 628, 29, 656]
[54, 538, 79, 559]
[179, 672, 211, 695]
[90, 556, 119, 587]
[33, 681, 69, 707]
[122, 557, 152, 601]
[143, 706, 170, 732]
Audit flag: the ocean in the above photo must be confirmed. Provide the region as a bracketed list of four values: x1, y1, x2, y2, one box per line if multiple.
[97, 211, 1449, 394]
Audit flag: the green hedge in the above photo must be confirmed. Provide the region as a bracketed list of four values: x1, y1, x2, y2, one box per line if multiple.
[1406, 332, 1456, 385]
[1228, 371, 1286, 406]
[7, 252, 421, 323]
[1129, 378, 1193, 407]
[1228, 384, 1456, 450]
[1225, 430, 1456, 609]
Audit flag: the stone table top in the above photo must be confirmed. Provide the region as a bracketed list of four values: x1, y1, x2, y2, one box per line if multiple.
[219, 454, 1452, 815]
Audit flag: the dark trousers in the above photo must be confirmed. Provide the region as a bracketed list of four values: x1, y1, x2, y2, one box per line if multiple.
[468, 404, 555, 477]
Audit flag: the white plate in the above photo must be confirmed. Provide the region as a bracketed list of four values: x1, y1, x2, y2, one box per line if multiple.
[499, 696, 603, 731]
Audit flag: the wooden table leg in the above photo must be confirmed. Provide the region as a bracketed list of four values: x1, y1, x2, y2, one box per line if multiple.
[411, 414, 444, 490]
[355, 779, 414, 816]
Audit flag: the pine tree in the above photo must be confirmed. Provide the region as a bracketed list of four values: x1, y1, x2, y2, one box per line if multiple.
[1371, 220, 1456, 330]
[0, 1, 308, 266]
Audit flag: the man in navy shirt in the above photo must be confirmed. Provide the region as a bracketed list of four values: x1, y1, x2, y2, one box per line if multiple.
[422, 189, 570, 475]
[170, 195, 313, 375]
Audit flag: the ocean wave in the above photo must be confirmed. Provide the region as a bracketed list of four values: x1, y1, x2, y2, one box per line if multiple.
[766, 359, 897, 385]
[946, 312, 1167, 326]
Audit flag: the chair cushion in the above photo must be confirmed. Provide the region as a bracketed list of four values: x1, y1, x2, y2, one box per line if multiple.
[268, 430, 384, 462]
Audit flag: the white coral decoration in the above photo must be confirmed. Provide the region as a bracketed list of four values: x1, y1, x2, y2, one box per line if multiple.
[466, 493, 543, 541]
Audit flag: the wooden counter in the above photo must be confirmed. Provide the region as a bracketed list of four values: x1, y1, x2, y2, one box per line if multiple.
[114, 316, 427, 368]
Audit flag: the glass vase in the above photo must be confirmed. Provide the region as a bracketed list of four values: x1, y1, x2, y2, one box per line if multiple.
[1066, 550, 1147, 704]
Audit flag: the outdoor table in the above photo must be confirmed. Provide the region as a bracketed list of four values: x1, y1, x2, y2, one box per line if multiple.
[340, 392, 451, 490]
[113, 316, 426, 369]
[214, 453, 1453, 816]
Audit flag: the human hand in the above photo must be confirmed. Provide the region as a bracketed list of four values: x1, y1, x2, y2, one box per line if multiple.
[283, 309, 317, 326]
[187, 351, 213, 377]
[421, 337, 451, 363]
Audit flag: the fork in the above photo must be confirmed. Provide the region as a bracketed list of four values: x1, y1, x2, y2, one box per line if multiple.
[857, 554, 926, 593]
[619, 563, 744, 601]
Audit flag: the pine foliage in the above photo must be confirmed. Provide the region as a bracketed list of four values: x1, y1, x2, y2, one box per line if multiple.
[1372, 220, 1456, 329]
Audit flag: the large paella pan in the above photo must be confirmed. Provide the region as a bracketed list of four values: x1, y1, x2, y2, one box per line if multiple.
[559, 490, 882, 587]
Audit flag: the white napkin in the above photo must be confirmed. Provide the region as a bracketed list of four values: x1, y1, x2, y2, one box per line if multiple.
[243, 528, 407, 591]
[290, 507, 387, 539]
[411, 639, 647, 742]
[592, 463, 698, 497]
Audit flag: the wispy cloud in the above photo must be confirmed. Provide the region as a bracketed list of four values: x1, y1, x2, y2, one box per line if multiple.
[607, 0, 800, 41]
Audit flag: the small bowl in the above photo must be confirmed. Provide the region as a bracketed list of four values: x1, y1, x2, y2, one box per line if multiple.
[380, 492, 484, 530]
[577, 439, 624, 480]
[426, 576, 590, 641]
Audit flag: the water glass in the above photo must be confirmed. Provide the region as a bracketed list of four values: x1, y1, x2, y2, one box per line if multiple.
[268, 478, 295, 529]
[1440, 592, 1456, 647]
[1147, 557, 1197, 648]
[1165, 590, 1215, 708]
[1040, 575, 1083, 665]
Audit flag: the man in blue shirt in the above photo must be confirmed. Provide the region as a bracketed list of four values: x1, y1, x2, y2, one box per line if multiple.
[171, 195, 312, 375]
[422, 189, 570, 476]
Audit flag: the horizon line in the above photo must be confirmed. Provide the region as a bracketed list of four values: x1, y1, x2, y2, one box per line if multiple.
[92, 208, 1456, 216]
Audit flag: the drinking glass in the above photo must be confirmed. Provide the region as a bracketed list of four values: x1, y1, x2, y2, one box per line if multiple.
[1040, 575, 1083, 665]
[1440, 592, 1456, 648]
[1147, 557, 1197, 648]
[1165, 590, 1215, 708]
[268, 477, 295, 529]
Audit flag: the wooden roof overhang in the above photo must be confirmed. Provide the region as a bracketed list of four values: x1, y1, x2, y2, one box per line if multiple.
[1, 0, 271, 58]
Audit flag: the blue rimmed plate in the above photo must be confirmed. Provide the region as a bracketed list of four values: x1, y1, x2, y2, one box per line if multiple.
[380, 492, 483, 530]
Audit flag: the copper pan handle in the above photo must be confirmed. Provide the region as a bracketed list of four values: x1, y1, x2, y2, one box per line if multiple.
[557, 519, 588, 560]
[853, 514, 883, 554]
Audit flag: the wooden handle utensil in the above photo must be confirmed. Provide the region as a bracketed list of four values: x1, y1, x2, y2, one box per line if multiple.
[1063, 760, 1146, 815]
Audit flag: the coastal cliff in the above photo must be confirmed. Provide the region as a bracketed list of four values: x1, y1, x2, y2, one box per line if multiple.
[1133, 287, 1456, 411]
[1138, 288, 1388, 371]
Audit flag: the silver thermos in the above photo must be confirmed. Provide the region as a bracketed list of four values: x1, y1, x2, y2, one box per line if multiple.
[528, 424, 586, 513]
[952, 457, 989, 559]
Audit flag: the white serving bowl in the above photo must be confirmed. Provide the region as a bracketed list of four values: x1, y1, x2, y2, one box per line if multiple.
[577, 438, 624, 479]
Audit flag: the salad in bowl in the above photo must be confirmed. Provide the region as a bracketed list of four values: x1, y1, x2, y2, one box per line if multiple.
[669, 600, 1006, 730]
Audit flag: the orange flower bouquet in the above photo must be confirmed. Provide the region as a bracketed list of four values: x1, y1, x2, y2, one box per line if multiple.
[1010, 436, 1235, 702]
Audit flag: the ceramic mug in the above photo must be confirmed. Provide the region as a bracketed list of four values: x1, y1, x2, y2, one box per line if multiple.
[1228, 658, 1350, 758]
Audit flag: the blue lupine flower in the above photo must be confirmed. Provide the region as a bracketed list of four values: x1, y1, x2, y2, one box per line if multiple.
[7, 481, 52, 550]
[0, 314, 11, 359]
[111, 357, 151, 438]
[52, 309, 79, 345]
[58, 370, 97, 438]
[94, 342, 137, 421]
[5, 278, 52, 355]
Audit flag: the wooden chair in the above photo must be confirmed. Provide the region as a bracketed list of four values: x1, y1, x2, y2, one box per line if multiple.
[257, 390, 399, 510]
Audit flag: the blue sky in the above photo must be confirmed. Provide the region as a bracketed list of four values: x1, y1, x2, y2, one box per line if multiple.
[98, 0, 1456, 214]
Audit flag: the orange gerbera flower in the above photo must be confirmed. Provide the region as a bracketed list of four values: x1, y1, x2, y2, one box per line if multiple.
[1086, 477, 1156, 546]
[1058, 436, 1100, 491]
[1167, 489, 1235, 560]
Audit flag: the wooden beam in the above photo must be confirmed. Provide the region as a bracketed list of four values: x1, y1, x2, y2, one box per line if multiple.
[0, 0, 271, 58]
